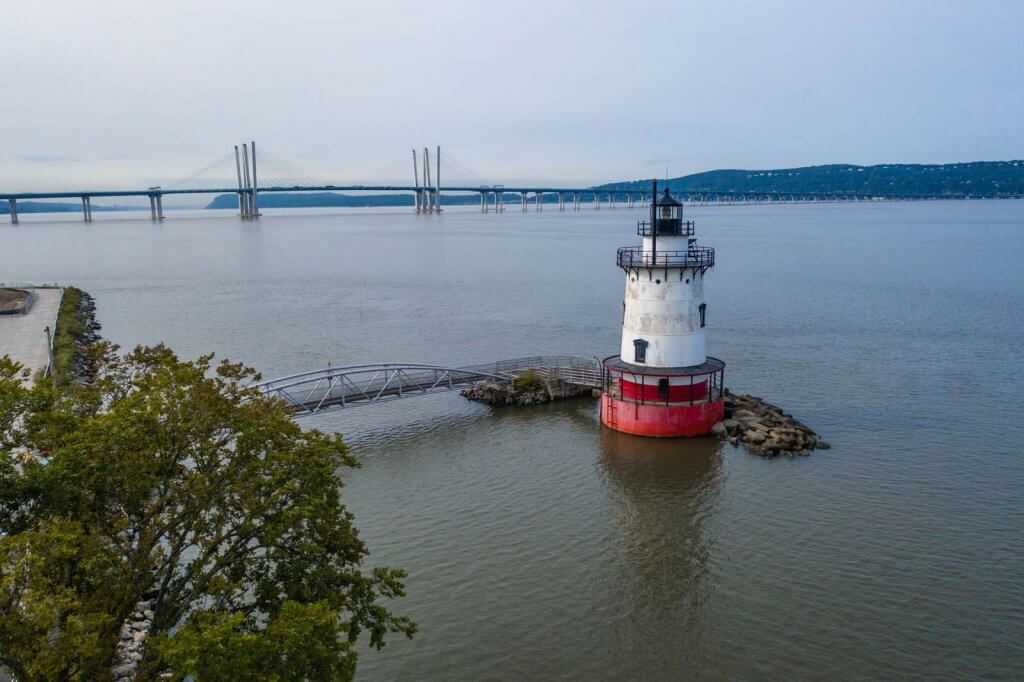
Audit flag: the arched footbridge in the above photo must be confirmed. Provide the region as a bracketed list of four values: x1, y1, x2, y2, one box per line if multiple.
[253, 356, 602, 417]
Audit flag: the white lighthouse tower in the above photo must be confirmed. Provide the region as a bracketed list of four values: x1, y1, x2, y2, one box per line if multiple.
[601, 182, 725, 437]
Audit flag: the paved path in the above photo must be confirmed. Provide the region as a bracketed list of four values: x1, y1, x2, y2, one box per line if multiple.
[0, 287, 62, 385]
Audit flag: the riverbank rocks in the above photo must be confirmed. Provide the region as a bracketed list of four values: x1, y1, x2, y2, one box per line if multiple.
[64, 289, 102, 384]
[716, 391, 829, 457]
[461, 374, 591, 407]
[112, 593, 157, 680]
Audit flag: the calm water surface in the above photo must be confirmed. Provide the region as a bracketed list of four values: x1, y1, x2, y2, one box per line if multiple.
[2, 202, 1022, 679]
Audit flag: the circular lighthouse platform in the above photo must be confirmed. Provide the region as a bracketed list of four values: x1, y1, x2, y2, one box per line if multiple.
[601, 356, 725, 438]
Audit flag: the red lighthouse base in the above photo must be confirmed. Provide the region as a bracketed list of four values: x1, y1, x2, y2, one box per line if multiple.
[601, 393, 724, 437]
[600, 356, 726, 438]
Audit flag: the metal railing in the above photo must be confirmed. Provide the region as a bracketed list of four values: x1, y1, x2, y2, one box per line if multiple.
[637, 219, 694, 237]
[602, 360, 724, 407]
[252, 356, 603, 416]
[616, 246, 715, 270]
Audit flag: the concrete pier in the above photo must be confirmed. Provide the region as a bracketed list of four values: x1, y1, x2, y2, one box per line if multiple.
[8, 198, 18, 224]
[0, 286, 62, 385]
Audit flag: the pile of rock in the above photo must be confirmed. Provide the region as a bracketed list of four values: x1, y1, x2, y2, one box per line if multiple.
[461, 377, 591, 407]
[711, 391, 830, 457]
[112, 594, 156, 680]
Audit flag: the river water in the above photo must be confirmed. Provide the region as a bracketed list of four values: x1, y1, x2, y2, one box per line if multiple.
[2, 201, 1022, 679]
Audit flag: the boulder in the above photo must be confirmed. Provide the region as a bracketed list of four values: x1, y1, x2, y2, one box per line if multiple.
[710, 422, 727, 436]
[743, 420, 771, 434]
[817, 440, 831, 449]
[744, 430, 766, 445]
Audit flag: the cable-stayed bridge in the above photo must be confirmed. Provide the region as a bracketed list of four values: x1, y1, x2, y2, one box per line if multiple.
[0, 142, 988, 224]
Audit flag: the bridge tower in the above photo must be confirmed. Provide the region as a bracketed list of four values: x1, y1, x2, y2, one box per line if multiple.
[601, 181, 725, 437]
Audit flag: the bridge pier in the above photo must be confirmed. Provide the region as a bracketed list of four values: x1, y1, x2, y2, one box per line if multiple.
[149, 195, 157, 221]
[607, 192, 614, 209]
[573, 192, 580, 211]
[240, 144, 253, 219]
[412, 150, 422, 213]
[250, 140, 260, 218]
[495, 191, 503, 212]
[81, 196, 92, 222]
[155, 194, 164, 220]
[8, 199, 18, 224]
[558, 192, 565, 211]
[234, 146, 248, 219]
[521, 192, 528, 212]
[535, 191, 543, 212]
[594, 192, 600, 210]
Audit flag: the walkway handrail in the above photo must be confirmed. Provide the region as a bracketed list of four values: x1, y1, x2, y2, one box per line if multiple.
[252, 356, 602, 416]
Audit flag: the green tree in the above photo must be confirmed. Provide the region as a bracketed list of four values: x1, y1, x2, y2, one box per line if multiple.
[0, 345, 414, 680]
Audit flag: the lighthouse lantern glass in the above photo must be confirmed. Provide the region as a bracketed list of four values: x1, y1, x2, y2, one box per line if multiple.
[655, 191, 683, 236]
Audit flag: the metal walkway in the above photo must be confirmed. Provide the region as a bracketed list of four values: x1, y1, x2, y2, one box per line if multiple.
[253, 356, 602, 417]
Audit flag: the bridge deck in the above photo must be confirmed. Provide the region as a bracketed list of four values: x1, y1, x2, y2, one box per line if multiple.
[254, 356, 602, 416]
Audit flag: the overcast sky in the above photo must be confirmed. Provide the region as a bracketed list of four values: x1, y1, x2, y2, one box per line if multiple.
[2, 0, 1023, 191]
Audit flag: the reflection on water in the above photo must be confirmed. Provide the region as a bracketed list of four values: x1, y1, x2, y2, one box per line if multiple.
[600, 432, 723, 674]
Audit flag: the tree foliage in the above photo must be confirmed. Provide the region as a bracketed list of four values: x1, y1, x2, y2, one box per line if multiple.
[0, 344, 414, 680]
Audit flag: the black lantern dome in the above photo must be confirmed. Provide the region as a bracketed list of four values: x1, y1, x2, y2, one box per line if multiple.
[636, 182, 695, 239]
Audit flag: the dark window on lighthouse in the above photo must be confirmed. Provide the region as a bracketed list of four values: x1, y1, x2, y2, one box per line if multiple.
[633, 339, 648, 364]
[658, 378, 670, 399]
[699, 303, 707, 328]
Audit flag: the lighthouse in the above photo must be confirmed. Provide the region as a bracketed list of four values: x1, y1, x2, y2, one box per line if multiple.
[601, 181, 725, 437]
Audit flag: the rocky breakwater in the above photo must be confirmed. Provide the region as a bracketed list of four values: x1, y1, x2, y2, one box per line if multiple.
[712, 391, 830, 457]
[52, 286, 102, 386]
[461, 370, 592, 406]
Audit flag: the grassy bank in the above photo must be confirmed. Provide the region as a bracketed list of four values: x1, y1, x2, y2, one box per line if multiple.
[50, 286, 97, 387]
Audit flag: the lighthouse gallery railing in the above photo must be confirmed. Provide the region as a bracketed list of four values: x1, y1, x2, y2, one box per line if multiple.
[616, 246, 715, 270]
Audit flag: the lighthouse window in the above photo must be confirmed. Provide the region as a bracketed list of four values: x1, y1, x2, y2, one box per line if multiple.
[633, 339, 648, 364]
[699, 303, 707, 328]
[658, 378, 670, 398]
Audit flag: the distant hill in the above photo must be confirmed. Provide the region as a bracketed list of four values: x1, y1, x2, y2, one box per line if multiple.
[598, 161, 1024, 197]
[205, 192, 484, 209]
